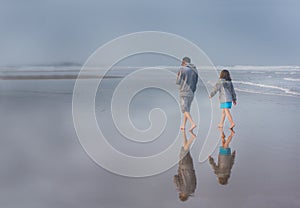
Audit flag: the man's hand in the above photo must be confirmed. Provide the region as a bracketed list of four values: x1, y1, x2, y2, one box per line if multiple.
[233, 100, 237, 105]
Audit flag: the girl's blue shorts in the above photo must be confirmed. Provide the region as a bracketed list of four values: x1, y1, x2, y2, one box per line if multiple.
[220, 102, 232, 109]
[219, 146, 231, 155]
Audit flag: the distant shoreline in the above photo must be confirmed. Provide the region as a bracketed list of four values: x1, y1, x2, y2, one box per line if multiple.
[0, 75, 123, 80]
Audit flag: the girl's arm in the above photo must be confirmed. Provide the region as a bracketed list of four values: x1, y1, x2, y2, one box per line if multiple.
[230, 150, 236, 169]
[209, 81, 220, 98]
[231, 82, 237, 103]
[208, 156, 218, 171]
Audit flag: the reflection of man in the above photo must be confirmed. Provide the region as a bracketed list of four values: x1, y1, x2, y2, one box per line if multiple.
[176, 57, 198, 131]
[209, 129, 236, 185]
[173, 130, 197, 201]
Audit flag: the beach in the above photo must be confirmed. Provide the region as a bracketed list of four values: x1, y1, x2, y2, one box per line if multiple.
[0, 66, 300, 207]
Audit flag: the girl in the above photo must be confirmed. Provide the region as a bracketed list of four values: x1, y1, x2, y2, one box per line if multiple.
[209, 128, 236, 185]
[209, 70, 237, 129]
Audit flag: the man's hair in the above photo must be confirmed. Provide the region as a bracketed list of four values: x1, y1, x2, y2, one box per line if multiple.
[179, 193, 189, 201]
[182, 57, 191, 64]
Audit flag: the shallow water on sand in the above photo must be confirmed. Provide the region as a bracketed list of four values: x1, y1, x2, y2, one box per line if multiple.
[0, 76, 300, 208]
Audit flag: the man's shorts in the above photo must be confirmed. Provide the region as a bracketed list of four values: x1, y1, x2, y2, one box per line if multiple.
[180, 95, 194, 113]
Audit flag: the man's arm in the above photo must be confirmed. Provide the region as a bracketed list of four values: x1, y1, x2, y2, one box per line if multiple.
[190, 71, 198, 93]
[176, 70, 183, 85]
[173, 175, 180, 190]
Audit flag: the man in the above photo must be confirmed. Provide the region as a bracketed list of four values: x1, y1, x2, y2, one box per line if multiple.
[173, 130, 197, 201]
[176, 57, 198, 131]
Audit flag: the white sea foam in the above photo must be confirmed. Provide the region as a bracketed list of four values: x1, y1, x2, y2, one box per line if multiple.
[284, 78, 300, 82]
[228, 65, 300, 71]
[275, 72, 290, 75]
[250, 71, 266, 74]
[235, 88, 299, 98]
[234, 81, 300, 96]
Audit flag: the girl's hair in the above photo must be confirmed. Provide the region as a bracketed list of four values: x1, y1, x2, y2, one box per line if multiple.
[218, 177, 229, 185]
[219, 69, 232, 81]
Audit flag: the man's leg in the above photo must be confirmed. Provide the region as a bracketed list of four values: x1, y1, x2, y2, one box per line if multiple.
[180, 95, 187, 130]
[180, 113, 187, 130]
[184, 112, 196, 131]
[186, 96, 196, 131]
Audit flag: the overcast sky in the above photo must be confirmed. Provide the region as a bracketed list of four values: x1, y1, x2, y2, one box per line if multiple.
[0, 0, 299, 66]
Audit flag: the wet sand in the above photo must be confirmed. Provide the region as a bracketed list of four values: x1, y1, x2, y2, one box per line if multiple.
[0, 77, 299, 208]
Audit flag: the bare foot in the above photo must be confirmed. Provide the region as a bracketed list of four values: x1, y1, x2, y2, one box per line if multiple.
[230, 123, 236, 129]
[230, 128, 235, 134]
[189, 123, 196, 132]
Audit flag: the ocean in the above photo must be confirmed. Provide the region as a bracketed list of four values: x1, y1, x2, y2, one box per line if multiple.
[1, 65, 299, 98]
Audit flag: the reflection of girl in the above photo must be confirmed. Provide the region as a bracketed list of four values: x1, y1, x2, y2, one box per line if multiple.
[209, 129, 236, 185]
[209, 69, 237, 129]
[174, 130, 196, 201]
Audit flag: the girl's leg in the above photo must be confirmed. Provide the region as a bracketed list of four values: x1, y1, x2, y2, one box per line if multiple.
[224, 129, 235, 148]
[218, 109, 226, 128]
[224, 108, 235, 129]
